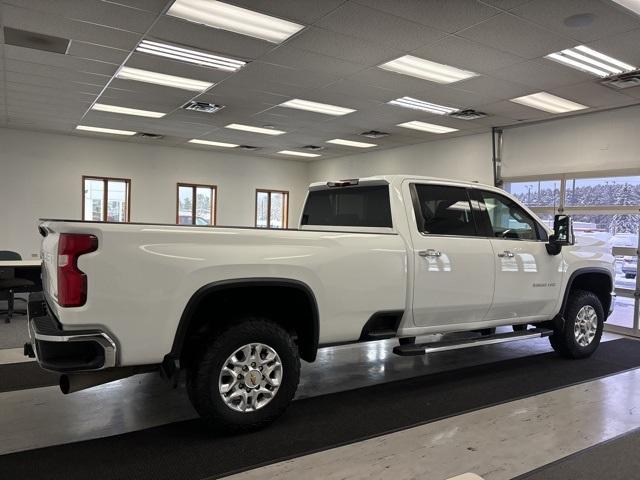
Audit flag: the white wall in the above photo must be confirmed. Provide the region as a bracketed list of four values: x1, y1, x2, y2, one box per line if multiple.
[502, 104, 640, 178]
[0, 128, 310, 258]
[308, 133, 494, 185]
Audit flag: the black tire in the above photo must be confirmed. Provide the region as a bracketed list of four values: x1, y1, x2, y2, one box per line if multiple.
[513, 324, 528, 332]
[187, 317, 300, 433]
[549, 289, 604, 359]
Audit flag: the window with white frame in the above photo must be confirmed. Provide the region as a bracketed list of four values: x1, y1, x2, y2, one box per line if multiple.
[504, 173, 640, 332]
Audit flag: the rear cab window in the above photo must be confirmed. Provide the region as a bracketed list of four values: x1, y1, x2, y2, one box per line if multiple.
[301, 184, 393, 229]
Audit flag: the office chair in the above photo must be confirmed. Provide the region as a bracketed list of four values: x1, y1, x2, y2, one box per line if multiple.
[0, 251, 35, 323]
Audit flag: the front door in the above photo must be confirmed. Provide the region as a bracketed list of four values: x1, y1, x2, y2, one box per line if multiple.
[406, 182, 495, 328]
[473, 189, 563, 321]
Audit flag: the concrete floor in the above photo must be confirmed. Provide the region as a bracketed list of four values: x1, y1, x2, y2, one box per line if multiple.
[0, 331, 623, 457]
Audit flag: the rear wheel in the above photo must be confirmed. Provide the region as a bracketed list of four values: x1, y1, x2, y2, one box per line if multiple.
[549, 289, 604, 359]
[187, 318, 300, 433]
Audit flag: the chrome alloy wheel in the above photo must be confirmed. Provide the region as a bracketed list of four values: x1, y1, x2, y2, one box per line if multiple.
[218, 343, 283, 413]
[574, 305, 598, 347]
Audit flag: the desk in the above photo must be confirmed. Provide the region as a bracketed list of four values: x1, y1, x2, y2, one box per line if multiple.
[0, 261, 42, 290]
[0, 260, 42, 268]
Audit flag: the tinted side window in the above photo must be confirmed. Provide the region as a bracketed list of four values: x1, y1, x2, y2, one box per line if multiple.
[479, 191, 540, 240]
[301, 185, 392, 227]
[412, 184, 478, 236]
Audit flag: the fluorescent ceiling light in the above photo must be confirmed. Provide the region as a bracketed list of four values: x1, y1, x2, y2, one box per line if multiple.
[611, 0, 640, 15]
[279, 99, 356, 116]
[379, 55, 478, 84]
[92, 103, 165, 118]
[510, 92, 588, 114]
[388, 96, 459, 115]
[225, 123, 286, 135]
[278, 150, 320, 158]
[327, 138, 377, 148]
[189, 139, 238, 147]
[167, 0, 304, 44]
[136, 40, 246, 72]
[546, 45, 636, 77]
[397, 121, 458, 134]
[76, 125, 136, 136]
[116, 66, 213, 92]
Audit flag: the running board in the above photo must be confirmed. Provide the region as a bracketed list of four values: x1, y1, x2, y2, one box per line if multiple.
[393, 328, 554, 356]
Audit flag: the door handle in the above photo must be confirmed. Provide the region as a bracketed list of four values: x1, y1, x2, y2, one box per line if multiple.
[418, 249, 442, 258]
[497, 250, 515, 258]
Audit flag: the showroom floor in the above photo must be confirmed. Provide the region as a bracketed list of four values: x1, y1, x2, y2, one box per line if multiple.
[1, 330, 640, 479]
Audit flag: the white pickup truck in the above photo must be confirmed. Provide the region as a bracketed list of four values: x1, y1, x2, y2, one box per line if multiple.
[26, 175, 615, 432]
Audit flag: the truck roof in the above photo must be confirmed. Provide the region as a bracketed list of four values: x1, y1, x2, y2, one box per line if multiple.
[309, 174, 498, 191]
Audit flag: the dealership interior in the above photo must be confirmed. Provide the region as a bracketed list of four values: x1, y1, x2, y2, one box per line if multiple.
[1, 0, 640, 479]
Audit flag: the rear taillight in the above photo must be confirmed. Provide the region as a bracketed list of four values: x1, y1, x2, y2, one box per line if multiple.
[57, 233, 98, 307]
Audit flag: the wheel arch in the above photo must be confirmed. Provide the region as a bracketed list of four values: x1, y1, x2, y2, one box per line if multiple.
[166, 278, 320, 374]
[560, 268, 613, 320]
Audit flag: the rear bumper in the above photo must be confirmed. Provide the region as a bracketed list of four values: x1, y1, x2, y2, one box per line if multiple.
[26, 292, 117, 372]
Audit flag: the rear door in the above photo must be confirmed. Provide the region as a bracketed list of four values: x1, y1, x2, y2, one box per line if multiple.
[471, 189, 563, 321]
[406, 182, 495, 328]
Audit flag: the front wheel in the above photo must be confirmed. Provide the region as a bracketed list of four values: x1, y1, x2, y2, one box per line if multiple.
[549, 289, 604, 359]
[187, 318, 300, 433]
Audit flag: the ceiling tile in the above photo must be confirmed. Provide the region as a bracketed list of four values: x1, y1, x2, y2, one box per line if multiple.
[550, 82, 640, 108]
[478, 0, 533, 10]
[455, 75, 534, 99]
[315, 2, 447, 51]
[285, 26, 402, 65]
[3, 45, 119, 76]
[102, 0, 171, 14]
[230, 61, 340, 90]
[4, 59, 111, 85]
[354, 0, 500, 33]
[490, 59, 591, 90]
[319, 78, 397, 103]
[4, 71, 104, 93]
[4, 0, 158, 34]
[259, 45, 368, 77]
[457, 12, 576, 59]
[66, 41, 130, 65]
[411, 35, 527, 74]
[511, 0, 640, 43]
[2, 4, 142, 50]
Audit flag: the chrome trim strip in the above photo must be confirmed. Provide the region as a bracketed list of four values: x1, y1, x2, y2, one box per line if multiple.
[422, 331, 548, 354]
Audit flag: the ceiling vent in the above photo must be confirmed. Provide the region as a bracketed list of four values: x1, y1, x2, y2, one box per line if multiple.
[303, 145, 324, 151]
[138, 133, 164, 139]
[239, 145, 259, 151]
[182, 101, 225, 113]
[3, 27, 70, 54]
[360, 130, 389, 139]
[601, 70, 640, 90]
[449, 109, 487, 120]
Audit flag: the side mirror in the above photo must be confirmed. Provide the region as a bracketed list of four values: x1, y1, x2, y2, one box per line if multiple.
[546, 214, 574, 255]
